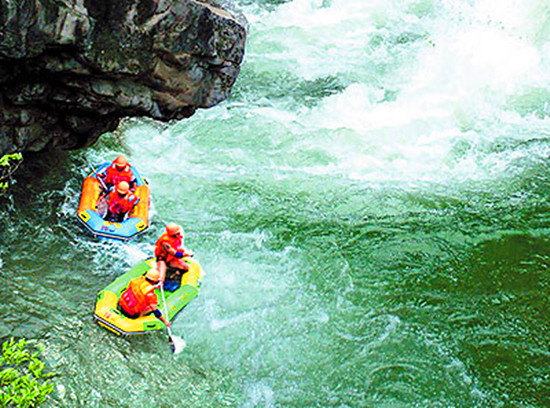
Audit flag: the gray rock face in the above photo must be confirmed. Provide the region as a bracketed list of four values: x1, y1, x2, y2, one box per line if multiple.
[0, 0, 246, 155]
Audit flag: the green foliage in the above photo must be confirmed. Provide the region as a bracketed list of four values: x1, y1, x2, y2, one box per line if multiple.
[0, 339, 55, 408]
[0, 153, 23, 167]
[0, 153, 23, 195]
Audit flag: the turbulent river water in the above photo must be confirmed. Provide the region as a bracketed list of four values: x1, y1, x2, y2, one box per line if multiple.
[1, 0, 550, 407]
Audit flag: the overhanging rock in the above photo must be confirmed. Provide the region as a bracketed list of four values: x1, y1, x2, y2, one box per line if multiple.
[0, 0, 247, 156]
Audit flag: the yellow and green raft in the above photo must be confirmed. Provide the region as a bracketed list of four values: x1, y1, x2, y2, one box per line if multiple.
[94, 257, 203, 336]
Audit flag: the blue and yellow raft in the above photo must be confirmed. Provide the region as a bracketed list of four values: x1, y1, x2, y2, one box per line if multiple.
[77, 162, 150, 241]
[94, 258, 203, 336]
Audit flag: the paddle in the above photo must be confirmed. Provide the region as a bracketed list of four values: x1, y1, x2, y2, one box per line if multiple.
[95, 171, 108, 192]
[86, 161, 109, 192]
[159, 283, 186, 354]
[86, 164, 112, 216]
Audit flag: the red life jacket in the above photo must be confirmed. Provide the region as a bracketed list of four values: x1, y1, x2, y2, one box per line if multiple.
[104, 164, 134, 187]
[119, 276, 157, 316]
[155, 232, 183, 263]
[107, 191, 139, 216]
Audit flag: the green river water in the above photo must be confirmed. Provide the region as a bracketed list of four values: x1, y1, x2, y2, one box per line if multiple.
[1, 0, 549, 407]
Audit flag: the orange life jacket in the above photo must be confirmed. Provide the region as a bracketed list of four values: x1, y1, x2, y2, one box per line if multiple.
[104, 163, 135, 187]
[155, 232, 183, 263]
[107, 191, 139, 215]
[119, 276, 158, 316]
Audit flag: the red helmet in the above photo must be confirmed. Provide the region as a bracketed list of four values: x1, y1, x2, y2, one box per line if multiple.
[166, 222, 183, 237]
[116, 181, 130, 194]
[114, 155, 128, 169]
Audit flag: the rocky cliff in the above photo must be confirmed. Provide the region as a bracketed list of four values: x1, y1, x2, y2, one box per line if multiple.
[0, 0, 247, 157]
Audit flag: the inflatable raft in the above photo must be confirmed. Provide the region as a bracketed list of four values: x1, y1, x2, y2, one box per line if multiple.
[94, 258, 203, 336]
[77, 162, 150, 241]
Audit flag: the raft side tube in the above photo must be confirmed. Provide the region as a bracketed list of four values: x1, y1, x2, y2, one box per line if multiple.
[77, 212, 146, 241]
[78, 177, 101, 213]
[129, 184, 150, 226]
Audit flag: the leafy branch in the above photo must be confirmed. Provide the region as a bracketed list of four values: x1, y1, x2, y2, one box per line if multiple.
[0, 339, 55, 408]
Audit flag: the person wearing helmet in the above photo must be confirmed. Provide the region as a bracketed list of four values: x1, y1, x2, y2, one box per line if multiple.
[104, 181, 140, 222]
[98, 155, 136, 191]
[118, 268, 171, 327]
[155, 222, 194, 290]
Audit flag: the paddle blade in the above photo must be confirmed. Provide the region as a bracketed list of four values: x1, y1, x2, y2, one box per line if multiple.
[170, 335, 186, 354]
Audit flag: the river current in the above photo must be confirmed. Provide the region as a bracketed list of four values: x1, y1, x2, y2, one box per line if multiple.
[1, 0, 549, 407]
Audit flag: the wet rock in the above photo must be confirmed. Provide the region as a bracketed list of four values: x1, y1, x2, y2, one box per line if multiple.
[0, 0, 247, 156]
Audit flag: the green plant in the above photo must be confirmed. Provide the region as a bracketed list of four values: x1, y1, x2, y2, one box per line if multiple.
[0, 153, 23, 196]
[0, 153, 23, 168]
[0, 339, 55, 408]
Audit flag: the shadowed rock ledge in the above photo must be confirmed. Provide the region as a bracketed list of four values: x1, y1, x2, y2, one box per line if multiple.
[0, 0, 247, 156]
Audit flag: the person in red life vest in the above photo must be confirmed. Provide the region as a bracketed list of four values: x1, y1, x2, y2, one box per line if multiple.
[155, 223, 194, 289]
[104, 181, 140, 222]
[118, 268, 171, 327]
[98, 155, 136, 191]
